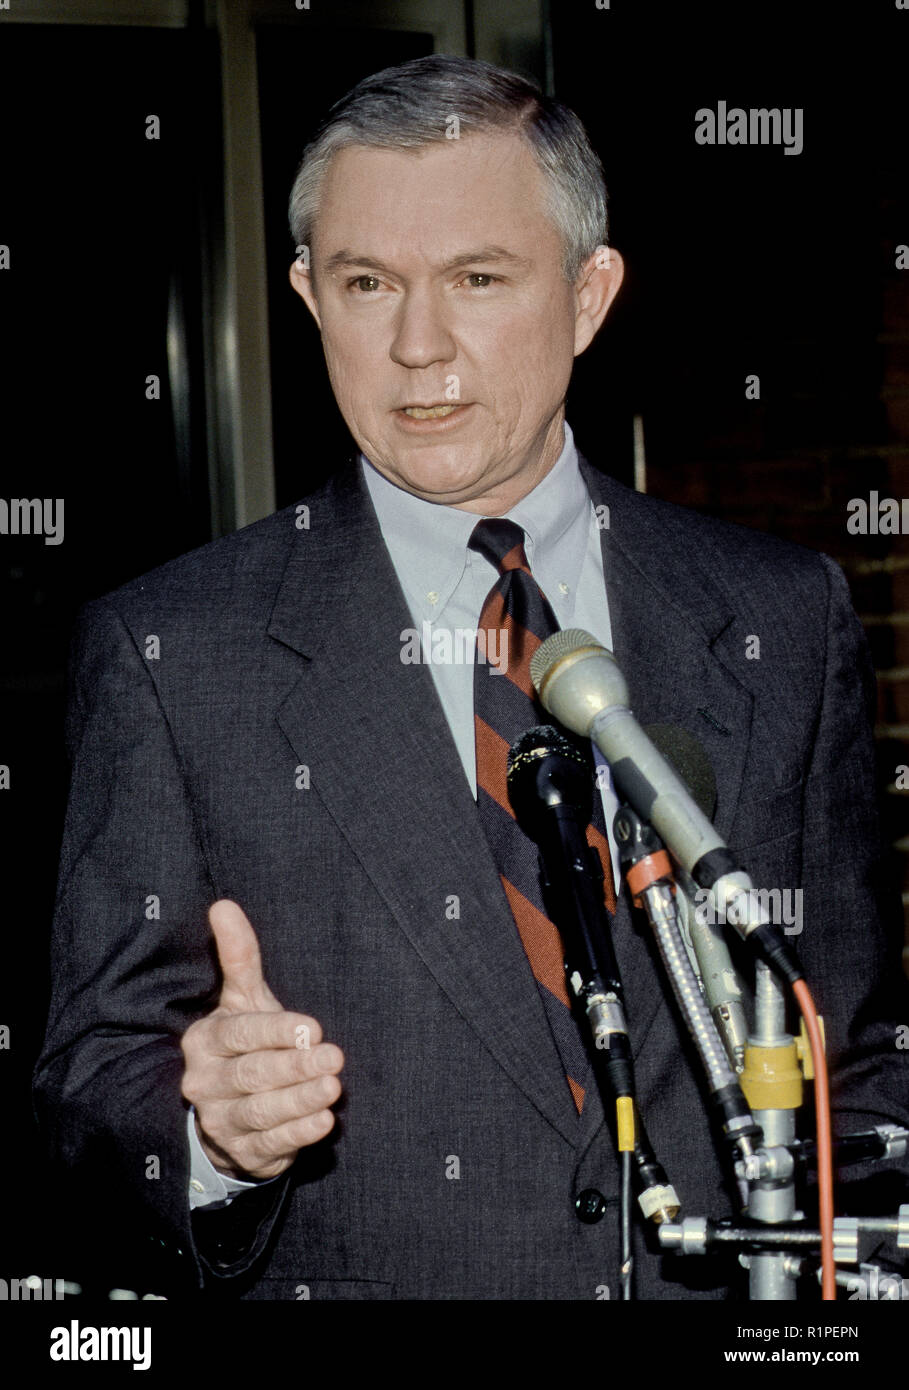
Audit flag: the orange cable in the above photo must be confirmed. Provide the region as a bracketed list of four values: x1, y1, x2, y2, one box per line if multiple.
[792, 978, 836, 1300]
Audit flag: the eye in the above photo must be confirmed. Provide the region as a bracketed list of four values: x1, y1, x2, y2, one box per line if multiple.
[462, 273, 497, 288]
[349, 274, 382, 292]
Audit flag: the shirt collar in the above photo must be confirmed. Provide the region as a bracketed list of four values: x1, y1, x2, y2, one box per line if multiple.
[506, 422, 586, 573]
[360, 421, 586, 622]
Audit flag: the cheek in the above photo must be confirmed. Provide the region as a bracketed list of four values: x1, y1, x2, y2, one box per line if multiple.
[475, 314, 573, 409]
[478, 295, 574, 367]
[332, 318, 382, 360]
[321, 331, 375, 407]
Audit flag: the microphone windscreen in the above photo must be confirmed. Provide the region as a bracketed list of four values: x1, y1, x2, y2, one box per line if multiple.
[643, 723, 718, 819]
[528, 628, 602, 693]
[506, 724, 579, 778]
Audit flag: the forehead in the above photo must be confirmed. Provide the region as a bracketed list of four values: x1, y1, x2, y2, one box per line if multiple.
[314, 131, 560, 266]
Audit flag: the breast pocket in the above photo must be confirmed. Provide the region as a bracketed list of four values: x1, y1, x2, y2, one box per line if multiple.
[728, 773, 801, 880]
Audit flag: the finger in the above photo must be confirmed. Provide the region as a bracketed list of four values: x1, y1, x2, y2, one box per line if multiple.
[209, 899, 282, 1013]
[211, 1010, 326, 1059]
[233, 1041, 344, 1095]
[235, 1108, 336, 1170]
[231, 1071, 342, 1134]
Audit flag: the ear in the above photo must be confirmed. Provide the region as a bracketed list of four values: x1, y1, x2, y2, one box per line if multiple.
[573, 246, 625, 357]
[289, 258, 322, 331]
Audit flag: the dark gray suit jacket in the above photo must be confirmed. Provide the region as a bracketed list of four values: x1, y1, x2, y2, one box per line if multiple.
[33, 455, 909, 1300]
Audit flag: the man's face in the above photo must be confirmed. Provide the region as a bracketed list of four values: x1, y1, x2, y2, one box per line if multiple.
[291, 130, 622, 513]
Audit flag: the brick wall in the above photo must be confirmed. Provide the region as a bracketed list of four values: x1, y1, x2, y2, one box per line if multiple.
[645, 189, 909, 973]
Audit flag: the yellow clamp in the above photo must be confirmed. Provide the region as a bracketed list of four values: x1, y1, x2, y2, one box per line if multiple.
[739, 1017, 825, 1109]
[740, 1041, 804, 1110]
[616, 1096, 636, 1152]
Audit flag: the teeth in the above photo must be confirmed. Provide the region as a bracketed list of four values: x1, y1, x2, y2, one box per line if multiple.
[403, 404, 459, 419]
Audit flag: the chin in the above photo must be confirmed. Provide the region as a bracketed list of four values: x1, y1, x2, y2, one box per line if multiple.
[406, 471, 490, 504]
[390, 451, 488, 499]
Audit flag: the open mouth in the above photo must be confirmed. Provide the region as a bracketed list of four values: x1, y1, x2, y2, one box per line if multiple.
[401, 404, 461, 419]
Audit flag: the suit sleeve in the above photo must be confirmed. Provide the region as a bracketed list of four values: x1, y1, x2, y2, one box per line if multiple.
[32, 597, 289, 1294]
[797, 556, 909, 1186]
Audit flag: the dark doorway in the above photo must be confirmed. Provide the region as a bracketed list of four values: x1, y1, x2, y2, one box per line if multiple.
[256, 24, 434, 508]
[0, 20, 219, 1280]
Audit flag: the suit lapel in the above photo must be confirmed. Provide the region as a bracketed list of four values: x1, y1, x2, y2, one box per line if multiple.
[580, 458, 754, 844]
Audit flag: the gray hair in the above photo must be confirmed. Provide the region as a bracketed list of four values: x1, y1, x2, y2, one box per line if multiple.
[288, 55, 608, 282]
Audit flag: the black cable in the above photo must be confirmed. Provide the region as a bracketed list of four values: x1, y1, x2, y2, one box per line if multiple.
[620, 1148, 633, 1300]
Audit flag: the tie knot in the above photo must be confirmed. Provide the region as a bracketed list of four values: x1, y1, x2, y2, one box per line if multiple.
[468, 518, 528, 574]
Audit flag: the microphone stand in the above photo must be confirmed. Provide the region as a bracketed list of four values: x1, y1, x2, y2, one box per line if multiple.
[740, 959, 799, 1300]
[506, 727, 683, 1299]
[528, 629, 909, 1299]
[614, 801, 909, 1300]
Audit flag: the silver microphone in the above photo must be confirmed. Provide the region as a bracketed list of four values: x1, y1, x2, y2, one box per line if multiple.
[529, 629, 802, 983]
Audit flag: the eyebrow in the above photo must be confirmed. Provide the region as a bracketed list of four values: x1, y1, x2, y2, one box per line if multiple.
[321, 246, 533, 276]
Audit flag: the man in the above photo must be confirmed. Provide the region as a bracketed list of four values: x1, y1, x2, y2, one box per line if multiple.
[34, 55, 909, 1301]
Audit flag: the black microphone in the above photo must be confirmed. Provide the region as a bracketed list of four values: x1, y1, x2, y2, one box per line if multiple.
[507, 724, 627, 1034]
[507, 724, 681, 1225]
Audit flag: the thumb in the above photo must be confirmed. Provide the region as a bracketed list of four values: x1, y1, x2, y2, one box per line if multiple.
[209, 899, 282, 1014]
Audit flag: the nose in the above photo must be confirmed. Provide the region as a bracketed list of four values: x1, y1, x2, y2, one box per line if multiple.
[389, 287, 456, 370]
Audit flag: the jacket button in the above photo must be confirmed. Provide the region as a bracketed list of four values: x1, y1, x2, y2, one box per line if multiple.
[575, 1189, 607, 1223]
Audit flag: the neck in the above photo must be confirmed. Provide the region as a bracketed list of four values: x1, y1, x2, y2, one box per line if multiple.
[452, 412, 566, 515]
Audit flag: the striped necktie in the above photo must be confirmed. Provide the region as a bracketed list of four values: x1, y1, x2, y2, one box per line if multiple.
[469, 518, 616, 1114]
